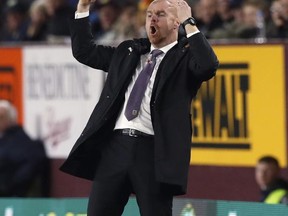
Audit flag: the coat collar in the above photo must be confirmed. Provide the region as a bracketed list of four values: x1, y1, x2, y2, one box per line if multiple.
[131, 37, 189, 55]
[130, 37, 190, 101]
[132, 38, 151, 55]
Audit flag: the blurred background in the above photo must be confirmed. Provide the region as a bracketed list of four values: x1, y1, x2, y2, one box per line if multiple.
[0, 0, 287, 43]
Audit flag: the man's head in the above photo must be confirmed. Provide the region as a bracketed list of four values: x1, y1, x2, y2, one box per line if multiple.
[0, 100, 17, 134]
[255, 156, 280, 190]
[44, 0, 67, 16]
[198, 0, 217, 24]
[95, 2, 120, 31]
[145, 0, 180, 48]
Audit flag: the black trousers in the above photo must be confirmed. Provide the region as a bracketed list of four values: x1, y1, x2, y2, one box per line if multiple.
[87, 132, 173, 216]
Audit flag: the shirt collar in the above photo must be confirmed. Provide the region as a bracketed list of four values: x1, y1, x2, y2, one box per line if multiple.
[150, 40, 178, 55]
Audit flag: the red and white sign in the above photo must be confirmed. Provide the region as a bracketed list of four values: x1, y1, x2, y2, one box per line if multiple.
[23, 45, 106, 158]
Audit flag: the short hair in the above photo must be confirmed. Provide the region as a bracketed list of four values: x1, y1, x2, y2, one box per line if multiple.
[258, 155, 280, 167]
[0, 100, 18, 124]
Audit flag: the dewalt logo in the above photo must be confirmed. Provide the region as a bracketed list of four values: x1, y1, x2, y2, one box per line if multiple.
[190, 45, 287, 167]
[192, 63, 250, 150]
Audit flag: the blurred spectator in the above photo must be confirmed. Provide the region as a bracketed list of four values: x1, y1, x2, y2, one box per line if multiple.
[211, 0, 268, 39]
[19, 0, 35, 8]
[255, 155, 288, 204]
[266, 0, 288, 38]
[216, 0, 234, 24]
[194, 0, 223, 38]
[91, 0, 120, 40]
[97, 2, 142, 46]
[0, 1, 29, 42]
[0, 0, 8, 36]
[210, 0, 244, 39]
[43, 0, 74, 42]
[241, 0, 265, 38]
[0, 100, 48, 197]
[25, 0, 48, 41]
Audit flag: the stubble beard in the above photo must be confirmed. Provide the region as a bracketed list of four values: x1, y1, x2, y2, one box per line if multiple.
[148, 31, 165, 47]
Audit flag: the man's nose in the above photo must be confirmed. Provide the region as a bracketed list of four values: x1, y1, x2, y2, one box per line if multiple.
[151, 14, 158, 22]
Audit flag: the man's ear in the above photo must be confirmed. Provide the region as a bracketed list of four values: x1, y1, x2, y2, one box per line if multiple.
[174, 20, 180, 29]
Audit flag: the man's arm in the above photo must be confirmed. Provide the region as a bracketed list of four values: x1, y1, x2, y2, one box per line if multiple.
[176, 0, 199, 35]
[176, 1, 218, 81]
[71, 0, 115, 71]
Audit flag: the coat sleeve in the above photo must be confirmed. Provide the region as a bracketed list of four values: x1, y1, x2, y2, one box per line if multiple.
[69, 17, 115, 72]
[187, 32, 219, 81]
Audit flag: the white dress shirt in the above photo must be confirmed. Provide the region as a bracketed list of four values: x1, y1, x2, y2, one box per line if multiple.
[114, 43, 176, 135]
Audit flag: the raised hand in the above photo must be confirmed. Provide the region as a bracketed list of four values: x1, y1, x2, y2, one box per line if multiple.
[175, 0, 192, 23]
[77, 0, 96, 12]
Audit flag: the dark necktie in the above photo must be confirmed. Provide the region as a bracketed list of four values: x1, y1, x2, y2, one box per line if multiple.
[125, 49, 163, 121]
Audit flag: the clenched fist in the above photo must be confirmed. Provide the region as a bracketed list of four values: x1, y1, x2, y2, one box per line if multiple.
[77, 0, 96, 12]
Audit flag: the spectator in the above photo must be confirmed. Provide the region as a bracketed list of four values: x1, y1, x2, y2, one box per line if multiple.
[0, 1, 29, 42]
[240, 0, 266, 38]
[91, 0, 120, 41]
[194, 0, 223, 38]
[255, 155, 288, 204]
[0, 100, 48, 197]
[44, 0, 75, 42]
[25, 0, 49, 41]
[0, 0, 8, 37]
[97, 2, 142, 46]
[216, 0, 235, 24]
[211, 0, 268, 39]
[210, 0, 244, 39]
[266, 0, 288, 38]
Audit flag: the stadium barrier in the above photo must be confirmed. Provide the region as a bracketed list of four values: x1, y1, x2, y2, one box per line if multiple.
[1, 197, 288, 216]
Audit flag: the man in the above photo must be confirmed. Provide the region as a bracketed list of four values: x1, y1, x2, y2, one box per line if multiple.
[0, 1, 29, 42]
[255, 156, 288, 204]
[43, 0, 75, 41]
[91, 0, 120, 41]
[267, 0, 288, 38]
[60, 0, 218, 215]
[0, 100, 47, 197]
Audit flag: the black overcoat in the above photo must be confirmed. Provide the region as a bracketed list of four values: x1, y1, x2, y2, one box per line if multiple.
[60, 17, 219, 195]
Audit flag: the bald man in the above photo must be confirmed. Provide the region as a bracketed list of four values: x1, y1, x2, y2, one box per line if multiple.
[60, 0, 218, 215]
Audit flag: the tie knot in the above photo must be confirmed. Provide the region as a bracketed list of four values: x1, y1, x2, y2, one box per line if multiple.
[151, 49, 163, 58]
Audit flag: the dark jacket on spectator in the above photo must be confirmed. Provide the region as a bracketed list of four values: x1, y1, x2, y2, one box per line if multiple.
[0, 125, 47, 197]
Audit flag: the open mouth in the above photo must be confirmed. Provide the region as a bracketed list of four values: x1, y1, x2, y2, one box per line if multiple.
[150, 26, 157, 35]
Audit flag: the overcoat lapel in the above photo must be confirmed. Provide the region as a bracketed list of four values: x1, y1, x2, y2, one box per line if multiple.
[115, 38, 151, 91]
[153, 44, 188, 101]
[115, 51, 140, 92]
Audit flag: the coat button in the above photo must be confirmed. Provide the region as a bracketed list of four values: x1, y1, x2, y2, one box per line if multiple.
[106, 95, 110, 99]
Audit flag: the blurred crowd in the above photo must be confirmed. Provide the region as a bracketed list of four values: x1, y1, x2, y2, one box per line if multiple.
[0, 0, 287, 44]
